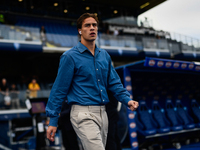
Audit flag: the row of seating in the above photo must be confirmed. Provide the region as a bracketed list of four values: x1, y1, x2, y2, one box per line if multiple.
[13, 16, 184, 51]
[46, 33, 78, 47]
[136, 99, 200, 136]
[0, 19, 193, 53]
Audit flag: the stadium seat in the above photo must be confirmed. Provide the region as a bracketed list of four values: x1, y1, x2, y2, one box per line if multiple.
[99, 38, 106, 46]
[165, 100, 183, 131]
[14, 16, 79, 47]
[191, 99, 200, 127]
[125, 40, 135, 47]
[109, 39, 118, 46]
[71, 35, 78, 46]
[175, 99, 195, 129]
[136, 100, 157, 136]
[151, 100, 171, 133]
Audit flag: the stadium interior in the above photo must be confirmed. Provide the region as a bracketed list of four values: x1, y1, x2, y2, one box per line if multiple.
[0, 0, 200, 150]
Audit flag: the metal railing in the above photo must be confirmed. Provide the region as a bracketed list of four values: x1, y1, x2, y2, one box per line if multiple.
[0, 24, 40, 42]
[0, 90, 50, 110]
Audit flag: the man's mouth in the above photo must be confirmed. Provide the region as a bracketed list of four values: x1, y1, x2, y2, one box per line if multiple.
[90, 32, 96, 36]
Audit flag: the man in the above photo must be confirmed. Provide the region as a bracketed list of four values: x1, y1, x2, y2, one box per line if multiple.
[28, 79, 40, 98]
[40, 26, 46, 46]
[0, 78, 10, 107]
[0, 78, 9, 92]
[46, 13, 139, 150]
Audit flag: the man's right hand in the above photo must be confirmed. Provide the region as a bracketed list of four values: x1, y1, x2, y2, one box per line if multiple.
[128, 100, 139, 111]
[46, 126, 57, 142]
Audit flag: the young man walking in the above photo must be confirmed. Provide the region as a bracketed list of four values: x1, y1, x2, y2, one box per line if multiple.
[46, 13, 139, 150]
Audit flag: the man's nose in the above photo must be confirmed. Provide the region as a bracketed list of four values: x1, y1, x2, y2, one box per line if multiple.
[90, 25, 95, 30]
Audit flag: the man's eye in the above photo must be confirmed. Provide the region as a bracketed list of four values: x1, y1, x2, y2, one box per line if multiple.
[93, 24, 97, 27]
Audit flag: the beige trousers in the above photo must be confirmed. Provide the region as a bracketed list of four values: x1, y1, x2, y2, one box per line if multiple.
[70, 105, 108, 150]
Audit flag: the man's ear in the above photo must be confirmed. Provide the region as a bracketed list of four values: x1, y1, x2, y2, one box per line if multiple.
[78, 30, 82, 35]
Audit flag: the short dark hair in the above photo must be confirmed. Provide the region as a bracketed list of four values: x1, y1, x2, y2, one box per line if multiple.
[77, 13, 99, 30]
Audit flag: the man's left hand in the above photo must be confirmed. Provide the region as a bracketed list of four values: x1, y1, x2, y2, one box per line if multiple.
[128, 100, 139, 111]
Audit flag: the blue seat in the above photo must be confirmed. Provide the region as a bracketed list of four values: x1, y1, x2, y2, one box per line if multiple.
[165, 100, 183, 131]
[136, 100, 157, 136]
[151, 100, 171, 133]
[175, 99, 195, 129]
[110, 39, 118, 46]
[99, 39, 106, 46]
[191, 99, 200, 127]
[104, 39, 110, 46]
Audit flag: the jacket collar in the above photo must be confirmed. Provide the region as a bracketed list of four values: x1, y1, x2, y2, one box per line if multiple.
[77, 42, 101, 54]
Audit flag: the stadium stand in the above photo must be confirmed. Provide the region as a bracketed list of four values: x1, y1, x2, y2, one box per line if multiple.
[15, 16, 78, 47]
[0, 13, 199, 71]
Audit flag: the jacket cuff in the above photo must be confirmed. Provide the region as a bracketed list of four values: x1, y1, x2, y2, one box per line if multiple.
[49, 116, 59, 127]
[123, 97, 132, 107]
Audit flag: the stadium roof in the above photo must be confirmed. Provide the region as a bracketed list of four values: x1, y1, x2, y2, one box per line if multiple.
[1, 0, 167, 20]
[88, 0, 167, 17]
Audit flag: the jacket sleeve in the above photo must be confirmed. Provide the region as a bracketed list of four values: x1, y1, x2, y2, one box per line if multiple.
[45, 54, 74, 127]
[107, 56, 131, 107]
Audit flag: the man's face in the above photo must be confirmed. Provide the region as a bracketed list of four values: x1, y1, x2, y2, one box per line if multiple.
[2, 79, 6, 85]
[12, 84, 16, 89]
[80, 17, 98, 42]
[32, 79, 36, 84]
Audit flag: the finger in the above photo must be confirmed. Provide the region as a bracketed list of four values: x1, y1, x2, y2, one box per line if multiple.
[131, 107, 136, 111]
[46, 129, 51, 140]
[130, 107, 134, 111]
[50, 130, 56, 142]
[130, 106, 136, 111]
[130, 102, 137, 109]
[133, 102, 139, 108]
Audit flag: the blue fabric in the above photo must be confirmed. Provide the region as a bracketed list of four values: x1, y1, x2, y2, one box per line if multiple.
[139, 111, 154, 130]
[193, 107, 200, 121]
[138, 101, 157, 130]
[153, 110, 166, 128]
[151, 101, 171, 133]
[184, 124, 195, 129]
[46, 42, 131, 126]
[176, 108, 190, 125]
[165, 101, 181, 127]
[191, 100, 200, 122]
[171, 125, 183, 131]
[176, 100, 195, 129]
[166, 108, 179, 126]
[136, 100, 157, 136]
[157, 127, 170, 133]
[144, 129, 157, 135]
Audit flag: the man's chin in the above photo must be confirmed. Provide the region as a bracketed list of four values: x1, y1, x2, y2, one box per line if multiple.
[87, 38, 96, 42]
